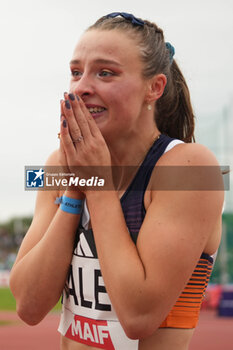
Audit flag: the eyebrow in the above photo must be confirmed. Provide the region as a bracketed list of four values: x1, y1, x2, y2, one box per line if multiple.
[69, 58, 123, 67]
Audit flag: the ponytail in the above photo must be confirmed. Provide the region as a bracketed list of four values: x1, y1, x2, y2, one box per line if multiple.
[156, 60, 195, 143]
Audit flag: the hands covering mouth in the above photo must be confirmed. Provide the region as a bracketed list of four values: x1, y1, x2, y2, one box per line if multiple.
[58, 93, 113, 193]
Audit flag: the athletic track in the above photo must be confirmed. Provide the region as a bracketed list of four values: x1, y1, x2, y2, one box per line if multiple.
[0, 310, 233, 349]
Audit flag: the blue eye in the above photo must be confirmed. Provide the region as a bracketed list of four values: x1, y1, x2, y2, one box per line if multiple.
[98, 70, 114, 77]
[71, 70, 82, 78]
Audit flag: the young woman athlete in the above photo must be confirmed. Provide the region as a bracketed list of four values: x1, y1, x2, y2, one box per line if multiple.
[10, 13, 224, 350]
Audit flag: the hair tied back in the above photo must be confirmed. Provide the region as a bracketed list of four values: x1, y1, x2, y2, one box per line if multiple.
[165, 42, 175, 63]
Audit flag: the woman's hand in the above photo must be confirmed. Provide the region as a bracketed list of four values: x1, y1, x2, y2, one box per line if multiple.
[58, 99, 69, 171]
[58, 99, 84, 198]
[60, 93, 113, 193]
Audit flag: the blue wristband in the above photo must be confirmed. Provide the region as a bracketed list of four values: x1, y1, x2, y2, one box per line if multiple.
[55, 195, 83, 215]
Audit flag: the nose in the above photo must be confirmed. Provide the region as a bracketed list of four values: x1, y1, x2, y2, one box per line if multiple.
[70, 73, 95, 98]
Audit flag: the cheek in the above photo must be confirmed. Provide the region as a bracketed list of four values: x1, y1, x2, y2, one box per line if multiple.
[106, 80, 144, 109]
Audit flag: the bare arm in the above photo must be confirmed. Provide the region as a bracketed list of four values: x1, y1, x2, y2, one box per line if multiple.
[85, 143, 224, 339]
[9, 150, 83, 325]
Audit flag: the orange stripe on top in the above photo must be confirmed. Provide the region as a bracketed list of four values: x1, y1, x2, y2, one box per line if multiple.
[159, 254, 213, 329]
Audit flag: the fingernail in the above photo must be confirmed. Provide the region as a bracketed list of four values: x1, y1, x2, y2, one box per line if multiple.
[68, 93, 75, 101]
[65, 100, 71, 109]
[63, 119, 67, 127]
[64, 92, 68, 97]
[76, 95, 80, 101]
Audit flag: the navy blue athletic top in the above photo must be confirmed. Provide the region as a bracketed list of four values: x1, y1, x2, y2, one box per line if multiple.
[120, 134, 174, 244]
[58, 134, 213, 348]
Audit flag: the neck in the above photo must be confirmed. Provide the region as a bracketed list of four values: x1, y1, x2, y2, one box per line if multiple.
[107, 129, 160, 166]
[105, 127, 160, 192]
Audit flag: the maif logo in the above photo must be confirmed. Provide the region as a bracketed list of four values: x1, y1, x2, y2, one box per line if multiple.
[26, 168, 45, 188]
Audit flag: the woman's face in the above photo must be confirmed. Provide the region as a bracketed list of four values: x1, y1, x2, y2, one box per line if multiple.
[69, 29, 150, 139]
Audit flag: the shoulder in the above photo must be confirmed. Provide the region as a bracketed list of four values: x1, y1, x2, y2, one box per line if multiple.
[150, 141, 224, 212]
[45, 149, 60, 166]
[33, 149, 62, 204]
[158, 141, 220, 167]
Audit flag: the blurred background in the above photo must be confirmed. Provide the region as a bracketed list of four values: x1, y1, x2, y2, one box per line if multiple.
[0, 0, 233, 349]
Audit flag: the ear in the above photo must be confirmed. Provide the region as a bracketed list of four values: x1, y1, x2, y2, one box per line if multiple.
[146, 74, 167, 102]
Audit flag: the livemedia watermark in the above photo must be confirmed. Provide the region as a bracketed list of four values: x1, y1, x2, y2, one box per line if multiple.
[25, 165, 230, 191]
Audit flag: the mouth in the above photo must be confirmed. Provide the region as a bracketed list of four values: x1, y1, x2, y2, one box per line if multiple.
[87, 106, 106, 114]
[86, 105, 107, 119]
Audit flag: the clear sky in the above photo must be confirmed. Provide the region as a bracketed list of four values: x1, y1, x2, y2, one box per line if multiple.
[0, 0, 233, 221]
